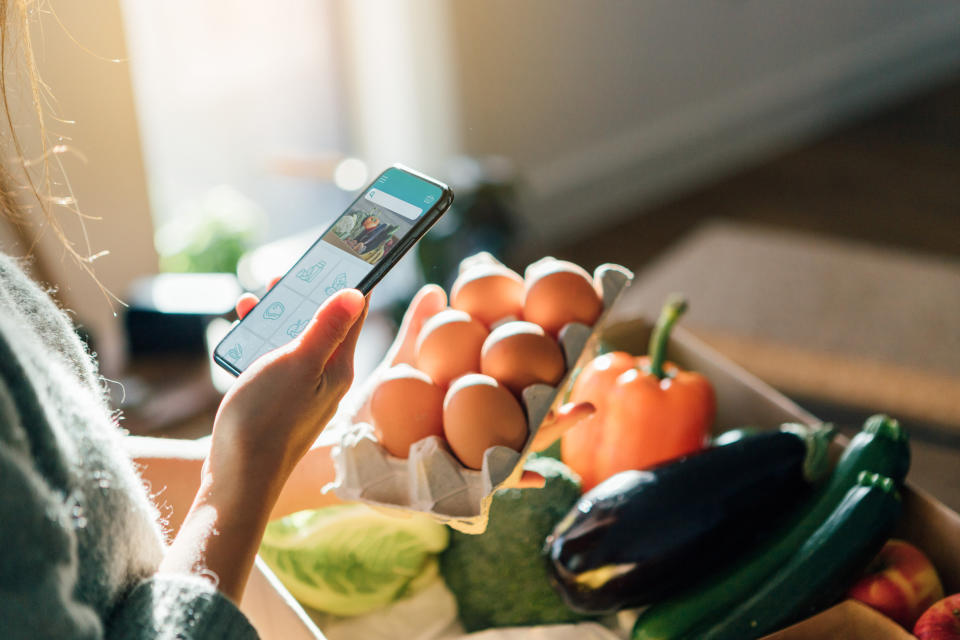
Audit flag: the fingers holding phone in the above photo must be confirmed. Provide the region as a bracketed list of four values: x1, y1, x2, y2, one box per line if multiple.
[211, 164, 451, 492]
[209, 288, 368, 488]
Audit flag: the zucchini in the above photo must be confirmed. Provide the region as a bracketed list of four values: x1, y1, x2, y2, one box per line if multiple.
[632, 414, 910, 640]
[698, 471, 901, 640]
[545, 424, 833, 613]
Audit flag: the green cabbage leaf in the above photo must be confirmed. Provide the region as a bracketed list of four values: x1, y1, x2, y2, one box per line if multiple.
[261, 504, 449, 616]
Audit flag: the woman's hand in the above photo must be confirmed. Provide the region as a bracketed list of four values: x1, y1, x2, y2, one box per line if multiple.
[160, 287, 367, 603]
[250, 283, 448, 522]
[209, 287, 367, 486]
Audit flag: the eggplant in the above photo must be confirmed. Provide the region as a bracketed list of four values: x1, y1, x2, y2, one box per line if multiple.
[544, 424, 834, 614]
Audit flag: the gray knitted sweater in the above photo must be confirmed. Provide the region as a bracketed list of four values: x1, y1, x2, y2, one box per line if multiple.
[0, 253, 258, 639]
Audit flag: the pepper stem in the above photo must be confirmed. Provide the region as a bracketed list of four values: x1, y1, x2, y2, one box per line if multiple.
[647, 294, 688, 379]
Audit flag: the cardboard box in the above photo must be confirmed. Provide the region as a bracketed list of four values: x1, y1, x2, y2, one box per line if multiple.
[239, 315, 959, 640]
[240, 558, 325, 639]
[601, 318, 960, 639]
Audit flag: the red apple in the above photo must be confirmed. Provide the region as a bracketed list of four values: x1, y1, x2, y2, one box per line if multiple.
[914, 593, 960, 639]
[847, 539, 944, 629]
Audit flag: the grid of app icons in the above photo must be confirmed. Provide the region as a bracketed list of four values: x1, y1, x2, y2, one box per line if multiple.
[216, 169, 441, 375]
[215, 236, 372, 372]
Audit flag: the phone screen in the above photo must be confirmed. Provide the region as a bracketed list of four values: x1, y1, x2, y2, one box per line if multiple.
[214, 166, 451, 375]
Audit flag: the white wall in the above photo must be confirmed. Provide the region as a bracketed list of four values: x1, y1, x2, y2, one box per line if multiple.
[448, 1, 960, 244]
[1, 0, 157, 375]
[334, 0, 462, 178]
[122, 0, 351, 242]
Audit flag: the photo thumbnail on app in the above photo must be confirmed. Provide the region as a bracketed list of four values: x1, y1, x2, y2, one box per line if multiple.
[322, 195, 414, 266]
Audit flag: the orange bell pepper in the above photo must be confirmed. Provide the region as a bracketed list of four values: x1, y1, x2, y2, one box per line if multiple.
[561, 296, 715, 491]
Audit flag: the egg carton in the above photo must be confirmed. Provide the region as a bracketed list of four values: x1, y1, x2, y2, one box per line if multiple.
[330, 255, 633, 533]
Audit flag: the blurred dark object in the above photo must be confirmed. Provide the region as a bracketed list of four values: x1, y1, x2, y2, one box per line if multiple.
[125, 273, 241, 355]
[416, 155, 519, 290]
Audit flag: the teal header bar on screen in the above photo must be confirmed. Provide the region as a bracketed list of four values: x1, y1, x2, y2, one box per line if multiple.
[371, 167, 442, 213]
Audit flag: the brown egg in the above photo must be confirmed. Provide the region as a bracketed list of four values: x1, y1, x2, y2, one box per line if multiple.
[415, 309, 489, 387]
[480, 321, 566, 395]
[442, 374, 529, 469]
[450, 264, 524, 327]
[370, 365, 445, 458]
[523, 258, 602, 336]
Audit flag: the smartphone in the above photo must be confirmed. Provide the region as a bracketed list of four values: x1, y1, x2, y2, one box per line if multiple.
[213, 164, 453, 376]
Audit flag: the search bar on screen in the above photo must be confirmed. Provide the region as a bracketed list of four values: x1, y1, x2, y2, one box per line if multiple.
[365, 189, 423, 220]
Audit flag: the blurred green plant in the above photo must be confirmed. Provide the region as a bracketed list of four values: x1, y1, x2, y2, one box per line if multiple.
[155, 185, 264, 273]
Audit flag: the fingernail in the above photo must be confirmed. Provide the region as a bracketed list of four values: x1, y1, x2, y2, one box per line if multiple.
[340, 289, 365, 319]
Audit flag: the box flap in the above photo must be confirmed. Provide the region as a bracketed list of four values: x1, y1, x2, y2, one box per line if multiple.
[763, 600, 914, 639]
[241, 557, 326, 640]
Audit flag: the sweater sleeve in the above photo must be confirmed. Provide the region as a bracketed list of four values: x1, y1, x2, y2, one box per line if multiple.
[106, 575, 259, 640]
[0, 379, 103, 639]
[0, 380, 259, 640]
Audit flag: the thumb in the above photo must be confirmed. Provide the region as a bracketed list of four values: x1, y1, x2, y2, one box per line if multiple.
[295, 289, 365, 367]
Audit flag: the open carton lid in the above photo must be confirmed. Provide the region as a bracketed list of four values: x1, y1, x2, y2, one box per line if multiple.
[240, 557, 327, 639]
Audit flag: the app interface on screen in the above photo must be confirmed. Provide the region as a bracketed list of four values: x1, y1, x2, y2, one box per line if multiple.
[217, 168, 443, 372]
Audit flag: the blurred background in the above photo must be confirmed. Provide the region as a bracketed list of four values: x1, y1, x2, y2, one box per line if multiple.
[0, 1, 957, 502]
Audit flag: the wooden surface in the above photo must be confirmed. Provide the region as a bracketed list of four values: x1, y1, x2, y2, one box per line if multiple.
[613, 221, 960, 430]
